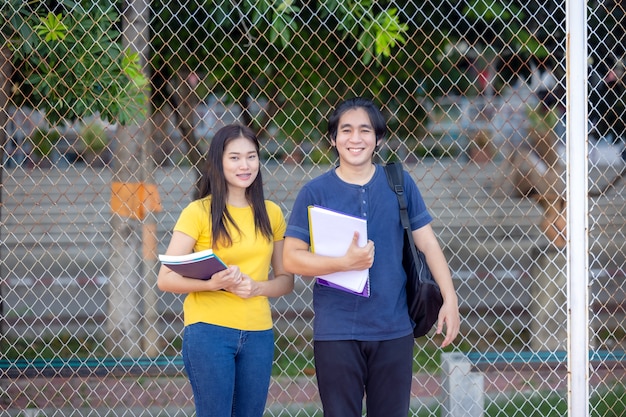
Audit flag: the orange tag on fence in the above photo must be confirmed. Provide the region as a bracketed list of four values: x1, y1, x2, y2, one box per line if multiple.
[110, 182, 162, 220]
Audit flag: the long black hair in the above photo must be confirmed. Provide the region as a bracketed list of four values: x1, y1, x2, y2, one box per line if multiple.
[197, 124, 272, 247]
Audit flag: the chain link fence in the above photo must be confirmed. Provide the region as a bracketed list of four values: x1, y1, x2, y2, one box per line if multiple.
[1, 0, 625, 416]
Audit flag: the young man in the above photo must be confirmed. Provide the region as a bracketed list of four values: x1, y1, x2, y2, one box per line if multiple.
[283, 97, 460, 417]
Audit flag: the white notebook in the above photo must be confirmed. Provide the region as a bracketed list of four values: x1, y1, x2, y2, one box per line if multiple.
[308, 205, 370, 296]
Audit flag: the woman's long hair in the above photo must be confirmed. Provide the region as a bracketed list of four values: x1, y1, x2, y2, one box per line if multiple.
[197, 124, 272, 247]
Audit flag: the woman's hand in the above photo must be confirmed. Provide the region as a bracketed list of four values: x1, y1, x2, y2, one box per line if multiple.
[211, 265, 244, 289]
[225, 274, 260, 298]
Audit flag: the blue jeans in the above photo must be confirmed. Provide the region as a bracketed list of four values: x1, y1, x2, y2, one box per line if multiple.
[183, 323, 274, 417]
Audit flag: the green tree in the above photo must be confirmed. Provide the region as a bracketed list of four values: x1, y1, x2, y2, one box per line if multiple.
[3, 0, 153, 358]
[150, 0, 411, 191]
[5, 0, 148, 125]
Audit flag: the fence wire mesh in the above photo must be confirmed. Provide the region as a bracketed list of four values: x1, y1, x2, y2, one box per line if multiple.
[1, 0, 625, 416]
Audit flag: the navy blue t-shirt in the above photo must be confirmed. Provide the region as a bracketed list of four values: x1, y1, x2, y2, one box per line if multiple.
[285, 164, 433, 341]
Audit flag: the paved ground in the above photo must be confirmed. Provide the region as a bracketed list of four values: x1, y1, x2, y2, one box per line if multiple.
[2, 363, 624, 415]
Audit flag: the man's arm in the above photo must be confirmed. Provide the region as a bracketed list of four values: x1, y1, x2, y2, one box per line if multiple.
[413, 224, 460, 347]
[282, 233, 375, 277]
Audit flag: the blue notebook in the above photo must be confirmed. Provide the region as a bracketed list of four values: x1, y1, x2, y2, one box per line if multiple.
[159, 249, 227, 280]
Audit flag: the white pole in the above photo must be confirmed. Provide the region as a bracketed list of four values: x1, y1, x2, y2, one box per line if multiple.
[566, 1, 590, 416]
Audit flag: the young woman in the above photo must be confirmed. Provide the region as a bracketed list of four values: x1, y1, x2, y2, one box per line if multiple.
[157, 124, 294, 417]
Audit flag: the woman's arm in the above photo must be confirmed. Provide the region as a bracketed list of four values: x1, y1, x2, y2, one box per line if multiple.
[157, 231, 243, 294]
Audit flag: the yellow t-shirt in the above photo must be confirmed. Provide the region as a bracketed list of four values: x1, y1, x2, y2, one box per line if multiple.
[173, 197, 286, 330]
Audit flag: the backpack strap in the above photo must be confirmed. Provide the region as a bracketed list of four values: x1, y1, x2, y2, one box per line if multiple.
[384, 162, 421, 262]
[384, 162, 411, 231]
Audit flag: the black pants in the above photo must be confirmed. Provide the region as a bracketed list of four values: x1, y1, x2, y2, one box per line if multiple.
[314, 333, 415, 417]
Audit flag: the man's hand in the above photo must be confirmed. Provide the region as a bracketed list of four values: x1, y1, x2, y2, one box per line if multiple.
[342, 231, 375, 271]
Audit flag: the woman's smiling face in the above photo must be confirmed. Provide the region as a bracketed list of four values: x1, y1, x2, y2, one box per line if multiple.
[223, 136, 259, 192]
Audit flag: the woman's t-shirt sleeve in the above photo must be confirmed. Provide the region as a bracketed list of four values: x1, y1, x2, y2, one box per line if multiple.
[266, 200, 287, 241]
